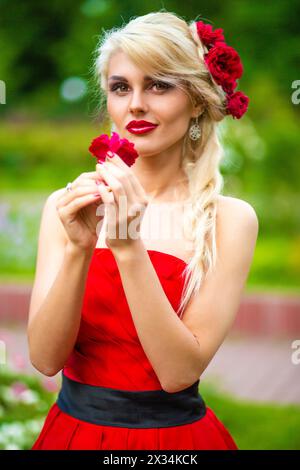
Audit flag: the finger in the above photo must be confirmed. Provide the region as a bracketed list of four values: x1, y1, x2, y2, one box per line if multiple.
[59, 192, 103, 218]
[105, 153, 139, 193]
[74, 178, 102, 188]
[106, 153, 137, 187]
[106, 153, 146, 201]
[96, 163, 124, 197]
[97, 163, 127, 204]
[57, 184, 102, 208]
[102, 160, 137, 199]
[97, 181, 115, 205]
[81, 171, 105, 180]
[106, 152, 131, 170]
[95, 163, 113, 192]
[72, 171, 105, 189]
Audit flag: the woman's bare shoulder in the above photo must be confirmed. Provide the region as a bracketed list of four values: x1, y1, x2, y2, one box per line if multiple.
[217, 194, 258, 217]
[216, 194, 259, 232]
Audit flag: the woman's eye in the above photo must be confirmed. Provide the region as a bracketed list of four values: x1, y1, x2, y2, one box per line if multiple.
[110, 81, 172, 93]
[111, 83, 128, 92]
[152, 81, 171, 91]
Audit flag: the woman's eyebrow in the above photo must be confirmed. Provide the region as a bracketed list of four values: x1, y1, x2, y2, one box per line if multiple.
[108, 75, 153, 82]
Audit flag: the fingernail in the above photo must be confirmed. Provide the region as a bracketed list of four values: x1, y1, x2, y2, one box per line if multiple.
[107, 151, 114, 158]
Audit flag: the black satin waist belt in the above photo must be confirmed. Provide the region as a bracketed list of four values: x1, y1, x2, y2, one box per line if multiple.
[56, 373, 207, 429]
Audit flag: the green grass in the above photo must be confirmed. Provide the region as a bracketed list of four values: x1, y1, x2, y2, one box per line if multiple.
[200, 381, 300, 450]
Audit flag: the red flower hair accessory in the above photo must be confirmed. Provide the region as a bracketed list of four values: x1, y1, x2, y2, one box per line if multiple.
[196, 21, 225, 48]
[195, 20, 249, 119]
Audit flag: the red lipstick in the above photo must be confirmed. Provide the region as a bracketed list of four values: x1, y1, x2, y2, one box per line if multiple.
[126, 120, 158, 135]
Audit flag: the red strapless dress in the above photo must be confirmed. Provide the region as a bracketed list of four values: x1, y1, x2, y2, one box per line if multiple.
[31, 248, 238, 450]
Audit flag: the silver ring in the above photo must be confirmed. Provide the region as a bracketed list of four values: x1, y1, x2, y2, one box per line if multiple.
[66, 182, 73, 192]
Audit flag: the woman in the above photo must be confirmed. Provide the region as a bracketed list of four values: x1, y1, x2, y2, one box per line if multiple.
[29, 11, 258, 450]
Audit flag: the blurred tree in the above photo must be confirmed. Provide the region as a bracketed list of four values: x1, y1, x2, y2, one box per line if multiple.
[0, 1, 299, 209]
[0, 0, 299, 112]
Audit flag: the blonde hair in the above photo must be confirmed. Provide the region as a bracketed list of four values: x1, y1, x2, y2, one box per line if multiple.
[92, 11, 228, 318]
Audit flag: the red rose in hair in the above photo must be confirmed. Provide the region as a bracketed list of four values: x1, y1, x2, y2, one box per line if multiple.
[204, 43, 243, 91]
[196, 21, 225, 48]
[226, 91, 249, 119]
[89, 131, 139, 166]
[222, 79, 237, 95]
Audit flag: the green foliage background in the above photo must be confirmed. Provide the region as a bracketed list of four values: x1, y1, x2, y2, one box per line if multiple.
[1, 0, 299, 289]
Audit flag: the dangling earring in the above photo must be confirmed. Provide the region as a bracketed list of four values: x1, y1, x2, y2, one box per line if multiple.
[111, 121, 117, 133]
[189, 115, 201, 141]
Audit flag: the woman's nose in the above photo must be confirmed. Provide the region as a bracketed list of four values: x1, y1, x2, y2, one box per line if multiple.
[129, 89, 148, 113]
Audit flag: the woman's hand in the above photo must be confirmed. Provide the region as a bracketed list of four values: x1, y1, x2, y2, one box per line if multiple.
[96, 153, 149, 253]
[56, 171, 105, 254]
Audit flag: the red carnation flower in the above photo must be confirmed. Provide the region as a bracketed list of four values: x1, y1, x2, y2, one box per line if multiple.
[226, 91, 249, 119]
[89, 131, 139, 166]
[196, 21, 225, 48]
[204, 43, 243, 91]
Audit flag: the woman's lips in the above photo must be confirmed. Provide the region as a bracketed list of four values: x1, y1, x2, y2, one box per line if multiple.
[127, 125, 158, 135]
